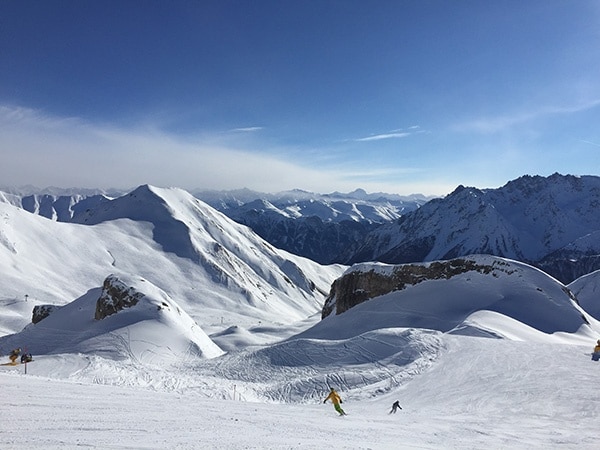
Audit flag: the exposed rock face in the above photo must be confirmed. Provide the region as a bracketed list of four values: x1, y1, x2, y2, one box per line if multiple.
[32, 304, 60, 324]
[95, 275, 144, 320]
[322, 258, 497, 318]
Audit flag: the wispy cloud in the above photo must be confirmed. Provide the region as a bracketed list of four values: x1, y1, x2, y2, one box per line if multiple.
[453, 99, 600, 134]
[353, 126, 422, 142]
[0, 105, 458, 195]
[229, 126, 264, 133]
[580, 139, 600, 148]
[340, 167, 423, 179]
[354, 132, 410, 142]
[0, 105, 444, 194]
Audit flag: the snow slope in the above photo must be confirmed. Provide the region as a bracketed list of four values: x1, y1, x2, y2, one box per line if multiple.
[0, 186, 344, 335]
[569, 269, 600, 320]
[2, 186, 600, 448]
[2, 327, 599, 448]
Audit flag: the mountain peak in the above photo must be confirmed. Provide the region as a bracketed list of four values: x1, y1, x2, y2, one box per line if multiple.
[345, 173, 600, 282]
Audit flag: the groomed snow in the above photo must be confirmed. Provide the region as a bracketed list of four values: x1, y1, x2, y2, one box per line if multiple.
[2, 333, 599, 449]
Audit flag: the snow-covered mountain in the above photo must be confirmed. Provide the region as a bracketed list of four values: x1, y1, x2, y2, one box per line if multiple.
[0, 185, 344, 337]
[568, 268, 600, 321]
[0, 186, 429, 265]
[343, 173, 600, 283]
[193, 188, 429, 264]
[2, 192, 600, 448]
[317, 255, 594, 339]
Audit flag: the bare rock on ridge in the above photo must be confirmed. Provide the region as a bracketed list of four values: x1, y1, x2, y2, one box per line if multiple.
[95, 274, 144, 320]
[320, 255, 592, 337]
[323, 258, 494, 318]
[32, 304, 60, 324]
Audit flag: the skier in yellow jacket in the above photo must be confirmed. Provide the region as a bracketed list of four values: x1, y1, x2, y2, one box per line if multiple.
[593, 340, 600, 361]
[9, 348, 21, 364]
[323, 387, 346, 416]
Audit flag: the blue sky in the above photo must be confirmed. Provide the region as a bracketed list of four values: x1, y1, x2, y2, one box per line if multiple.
[1, 1, 600, 196]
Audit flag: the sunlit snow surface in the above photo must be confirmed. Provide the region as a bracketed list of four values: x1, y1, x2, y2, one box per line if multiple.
[1, 187, 600, 448]
[2, 334, 600, 449]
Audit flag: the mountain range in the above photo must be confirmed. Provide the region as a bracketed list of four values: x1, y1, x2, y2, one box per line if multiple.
[3, 173, 600, 283]
[341, 173, 600, 283]
[2, 177, 600, 447]
[0, 185, 429, 265]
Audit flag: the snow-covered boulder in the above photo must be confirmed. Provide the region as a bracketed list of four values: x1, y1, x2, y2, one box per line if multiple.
[95, 274, 144, 320]
[32, 304, 60, 324]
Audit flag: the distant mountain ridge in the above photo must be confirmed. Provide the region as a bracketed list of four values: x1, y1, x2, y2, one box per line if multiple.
[193, 188, 429, 264]
[342, 173, 600, 283]
[2, 174, 600, 282]
[194, 187, 429, 223]
[0, 187, 117, 222]
[0, 186, 429, 264]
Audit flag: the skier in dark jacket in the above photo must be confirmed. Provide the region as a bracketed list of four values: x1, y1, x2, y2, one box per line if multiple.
[389, 400, 402, 414]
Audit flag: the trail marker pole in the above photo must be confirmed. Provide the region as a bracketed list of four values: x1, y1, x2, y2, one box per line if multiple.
[23, 346, 29, 374]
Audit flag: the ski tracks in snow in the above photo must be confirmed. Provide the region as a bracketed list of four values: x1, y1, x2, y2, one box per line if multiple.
[182, 327, 445, 404]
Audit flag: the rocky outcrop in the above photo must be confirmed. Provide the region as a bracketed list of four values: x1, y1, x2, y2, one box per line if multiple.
[32, 304, 60, 324]
[95, 275, 144, 320]
[322, 258, 499, 318]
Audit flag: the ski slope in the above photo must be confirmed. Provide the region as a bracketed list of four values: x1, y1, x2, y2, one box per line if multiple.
[1, 187, 600, 448]
[2, 332, 599, 449]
